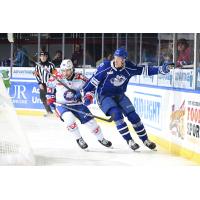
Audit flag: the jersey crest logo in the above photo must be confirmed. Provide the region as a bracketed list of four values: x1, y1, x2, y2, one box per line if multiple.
[107, 70, 113, 75]
[110, 75, 127, 87]
[63, 91, 74, 101]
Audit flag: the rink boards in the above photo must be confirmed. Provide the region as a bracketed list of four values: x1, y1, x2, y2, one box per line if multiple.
[2, 67, 200, 164]
[126, 83, 200, 164]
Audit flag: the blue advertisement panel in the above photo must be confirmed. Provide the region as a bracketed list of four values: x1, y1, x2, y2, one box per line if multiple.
[9, 79, 43, 109]
[173, 68, 193, 89]
[132, 91, 162, 130]
[196, 67, 200, 88]
[139, 74, 158, 85]
[157, 72, 173, 87]
[6, 68, 97, 111]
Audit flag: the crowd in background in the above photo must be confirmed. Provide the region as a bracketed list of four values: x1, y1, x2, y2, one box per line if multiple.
[0, 43, 114, 68]
[0, 37, 193, 69]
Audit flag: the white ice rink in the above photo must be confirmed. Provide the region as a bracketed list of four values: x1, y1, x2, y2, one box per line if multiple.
[17, 115, 197, 166]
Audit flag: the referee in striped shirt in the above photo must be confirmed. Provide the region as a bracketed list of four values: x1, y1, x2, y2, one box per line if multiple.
[34, 51, 55, 116]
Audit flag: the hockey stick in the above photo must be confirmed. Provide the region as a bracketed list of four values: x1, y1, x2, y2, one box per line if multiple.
[25, 55, 113, 122]
[43, 68, 76, 93]
[26, 55, 76, 93]
[54, 102, 113, 122]
[20, 53, 112, 122]
[33, 61, 112, 122]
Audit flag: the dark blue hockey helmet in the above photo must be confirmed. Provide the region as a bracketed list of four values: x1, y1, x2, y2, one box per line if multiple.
[114, 47, 128, 59]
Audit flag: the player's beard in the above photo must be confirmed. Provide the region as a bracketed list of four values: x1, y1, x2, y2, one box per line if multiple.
[66, 71, 74, 80]
[114, 61, 125, 70]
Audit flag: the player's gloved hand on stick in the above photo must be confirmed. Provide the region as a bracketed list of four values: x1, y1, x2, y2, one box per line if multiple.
[39, 83, 45, 90]
[74, 90, 82, 101]
[159, 62, 174, 74]
[46, 93, 56, 108]
[52, 69, 62, 79]
[84, 98, 91, 106]
[83, 92, 94, 106]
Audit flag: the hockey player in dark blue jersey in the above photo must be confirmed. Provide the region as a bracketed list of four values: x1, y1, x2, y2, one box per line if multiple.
[82, 47, 174, 151]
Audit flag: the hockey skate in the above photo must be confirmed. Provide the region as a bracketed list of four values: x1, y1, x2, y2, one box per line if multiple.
[143, 139, 156, 150]
[43, 111, 54, 118]
[98, 138, 112, 148]
[128, 139, 140, 151]
[76, 137, 88, 149]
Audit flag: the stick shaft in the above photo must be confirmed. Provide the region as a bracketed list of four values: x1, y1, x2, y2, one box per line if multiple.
[54, 102, 113, 122]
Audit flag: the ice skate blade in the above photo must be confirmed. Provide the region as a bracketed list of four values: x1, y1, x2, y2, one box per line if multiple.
[83, 148, 89, 152]
[129, 147, 140, 152]
[151, 148, 157, 152]
[43, 113, 56, 118]
[133, 149, 141, 153]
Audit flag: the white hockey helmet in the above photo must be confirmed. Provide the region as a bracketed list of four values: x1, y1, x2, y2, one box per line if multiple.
[60, 59, 74, 71]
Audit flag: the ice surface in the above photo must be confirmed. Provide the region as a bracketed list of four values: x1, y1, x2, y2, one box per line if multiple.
[17, 115, 197, 166]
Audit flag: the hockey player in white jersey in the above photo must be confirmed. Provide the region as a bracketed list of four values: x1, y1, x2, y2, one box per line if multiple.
[46, 59, 112, 150]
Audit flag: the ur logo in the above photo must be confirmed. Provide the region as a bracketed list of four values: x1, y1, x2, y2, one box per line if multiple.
[9, 85, 27, 99]
[110, 75, 127, 86]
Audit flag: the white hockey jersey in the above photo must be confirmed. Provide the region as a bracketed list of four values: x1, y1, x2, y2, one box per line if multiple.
[47, 71, 88, 105]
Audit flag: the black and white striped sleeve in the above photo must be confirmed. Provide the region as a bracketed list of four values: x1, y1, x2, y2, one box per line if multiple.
[49, 62, 55, 73]
[35, 64, 42, 84]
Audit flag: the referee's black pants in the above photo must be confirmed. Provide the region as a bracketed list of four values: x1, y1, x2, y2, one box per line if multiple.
[39, 83, 53, 113]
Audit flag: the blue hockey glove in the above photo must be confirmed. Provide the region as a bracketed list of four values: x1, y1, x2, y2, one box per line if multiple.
[74, 90, 82, 101]
[159, 62, 174, 74]
[84, 98, 91, 106]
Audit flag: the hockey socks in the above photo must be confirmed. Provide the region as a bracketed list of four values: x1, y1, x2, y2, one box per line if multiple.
[127, 112, 148, 142]
[85, 119, 104, 141]
[84, 119, 112, 147]
[132, 120, 148, 142]
[115, 119, 132, 141]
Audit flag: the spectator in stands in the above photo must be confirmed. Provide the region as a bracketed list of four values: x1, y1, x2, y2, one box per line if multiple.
[96, 51, 112, 67]
[14, 46, 29, 67]
[85, 49, 95, 67]
[160, 43, 173, 65]
[1, 58, 11, 67]
[52, 50, 62, 68]
[177, 38, 191, 67]
[71, 44, 83, 68]
[160, 51, 173, 64]
[142, 46, 157, 65]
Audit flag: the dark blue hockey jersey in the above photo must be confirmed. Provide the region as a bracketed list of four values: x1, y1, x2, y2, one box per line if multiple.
[83, 60, 161, 97]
